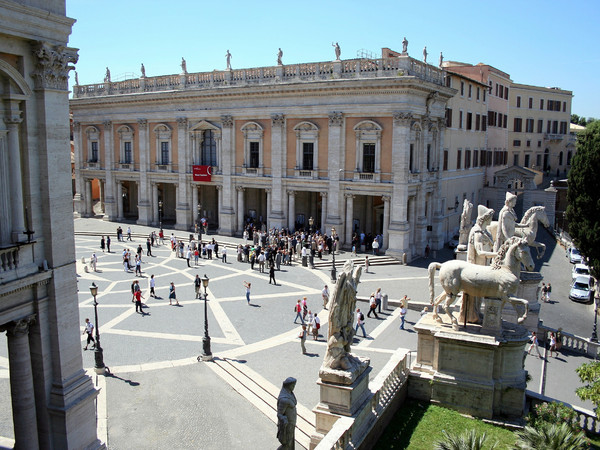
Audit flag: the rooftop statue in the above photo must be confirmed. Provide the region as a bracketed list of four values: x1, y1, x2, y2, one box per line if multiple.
[423, 46, 428, 63]
[225, 50, 232, 70]
[332, 42, 341, 61]
[181, 57, 187, 74]
[140, 63, 146, 78]
[402, 37, 408, 53]
[320, 260, 369, 384]
[439, 51, 444, 68]
[277, 48, 283, 66]
[104, 67, 111, 83]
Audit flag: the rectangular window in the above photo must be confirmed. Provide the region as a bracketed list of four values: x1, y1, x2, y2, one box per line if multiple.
[482, 115, 487, 131]
[446, 75, 451, 87]
[503, 114, 507, 128]
[459, 111, 463, 129]
[473, 150, 479, 167]
[537, 119, 543, 133]
[477, 87, 480, 100]
[445, 108, 453, 127]
[426, 144, 431, 171]
[468, 84, 472, 98]
[475, 114, 480, 131]
[526, 140, 531, 147]
[249, 142, 260, 168]
[529, 97, 533, 109]
[443, 150, 448, 171]
[526, 119, 534, 133]
[201, 130, 217, 166]
[538, 140, 542, 147]
[480, 151, 486, 167]
[540, 99, 544, 110]
[499, 85, 504, 98]
[487, 151, 492, 167]
[483, 89, 486, 102]
[552, 121, 558, 134]
[91, 141, 98, 162]
[560, 121, 568, 134]
[123, 141, 132, 163]
[302, 142, 314, 170]
[555, 101, 561, 112]
[409, 144, 414, 172]
[513, 153, 519, 166]
[514, 118, 522, 132]
[465, 149, 471, 169]
[504, 87, 509, 100]
[524, 154, 530, 167]
[547, 100, 553, 111]
[363, 143, 375, 173]
[495, 83, 499, 97]
[461, 81, 465, 96]
[466, 112, 473, 130]
[546, 120, 551, 133]
[160, 142, 169, 165]
[536, 154, 542, 167]
[513, 140, 521, 146]
[516, 96, 521, 108]
[563, 101, 566, 112]
[457, 149, 462, 169]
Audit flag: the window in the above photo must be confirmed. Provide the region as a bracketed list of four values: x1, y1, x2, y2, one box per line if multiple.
[513, 154, 519, 166]
[443, 150, 448, 171]
[153, 124, 172, 166]
[503, 114, 507, 128]
[517, 96, 521, 108]
[118, 125, 134, 164]
[461, 81, 465, 96]
[526, 119, 534, 133]
[446, 75, 452, 87]
[526, 140, 531, 147]
[537, 119, 543, 133]
[514, 118, 522, 132]
[483, 89, 486, 102]
[547, 100, 553, 111]
[524, 154, 530, 167]
[504, 87, 509, 100]
[426, 144, 431, 171]
[86, 126, 100, 163]
[538, 140, 542, 147]
[456, 149, 462, 169]
[529, 97, 533, 109]
[567, 151, 572, 165]
[465, 149, 471, 169]
[249, 142, 260, 168]
[466, 112, 472, 130]
[201, 130, 217, 166]
[409, 144, 414, 172]
[552, 121, 558, 134]
[473, 150, 478, 167]
[363, 143, 375, 173]
[563, 101, 566, 112]
[540, 99, 544, 110]
[459, 111, 463, 129]
[555, 101, 561, 112]
[468, 84, 472, 98]
[546, 120, 551, 133]
[560, 121, 568, 134]
[353, 120, 381, 174]
[445, 108, 452, 127]
[499, 85, 504, 98]
[302, 142, 314, 170]
[486, 150, 492, 167]
[475, 114, 480, 131]
[123, 141, 132, 163]
[160, 142, 169, 165]
[482, 115, 487, 131]
[513, 140, 521, 146]
[495, 83, 498, 97]
[536, 154, 542, 167]
[559, 151, 563, 165]
[477, 87, 480, 100]
[91, 141, 98, 162]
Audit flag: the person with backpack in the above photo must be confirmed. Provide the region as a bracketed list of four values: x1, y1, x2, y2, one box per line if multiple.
[293, 299, 304, 324]
[355, 308, 367, 338]
[312, 313, 320, 340]
[367, 293, 379, 319]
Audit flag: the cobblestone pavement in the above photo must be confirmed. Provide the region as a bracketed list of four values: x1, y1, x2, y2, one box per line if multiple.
[0, 218, 594, 448]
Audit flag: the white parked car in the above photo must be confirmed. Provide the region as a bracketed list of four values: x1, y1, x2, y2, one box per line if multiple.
[569, 275, 593, 303]
[447, 234, 460, 249]
[567, 247, 583, 264]
[572, 263, 591, 281]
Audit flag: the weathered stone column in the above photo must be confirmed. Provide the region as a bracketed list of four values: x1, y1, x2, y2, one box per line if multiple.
[115, 182, 123, 220]
[219, 115, 236, 235]
[0, 130, 11, 244]
[237, 186, 245, 233]
[325, 112, 344, 234]
[216, 185, 222, 231]
[287, 190, 296, 231]
[344, 194, 354, 246]
[191, 184, 198, 226]
[72, 121, 84, 217]
[152, 183, 158, 225]
[320, 192, 328, 234]
[137, 119, 151, 225]
[382, 195, 391, 250]
[85, 179, 92, 217]
[269, 114, 286, 228]
[2, 317, 39, 450]
[265, 188, 271, 229]
[103, 120, 115, 220]
[175, 117, 190, 230]
[4, 109, 25, 241]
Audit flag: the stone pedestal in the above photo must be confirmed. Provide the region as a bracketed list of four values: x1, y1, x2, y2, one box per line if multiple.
[455, 249, 467, 261]
[502, 271, 543, 332]
[410, 313, 528, 419]
[310, 367, 371, 449]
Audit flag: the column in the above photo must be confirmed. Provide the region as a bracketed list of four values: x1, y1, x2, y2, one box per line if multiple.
[152, 183, 158, 224]
[265, 188, 271, 229]
[116, 182, 123, 220]
[382, 195, 391, 250]
[103, 120, 116, 220]
[269, 114, 286, 227]
[320, 192, 328, 233]
[344, 194, 354, 246]
[0, 130, 11, 244]
[366, 196, 373, 233]
[237, 187, 245, 232]
[99, 180, 104, 214]
[219, 115, 236, 235]
[215, 185, 222, 232]
[175, 117, 190, 230]
[287, 190, 296, 231]
[137, 118, 151, 225]
[72, 121, 84, 217]
[191, 184, 198, 226]
[4, 111, 25, 241]
[326, 112, 344, 232]
[85, 180, 92, 217]
[1, 317, 39, 450]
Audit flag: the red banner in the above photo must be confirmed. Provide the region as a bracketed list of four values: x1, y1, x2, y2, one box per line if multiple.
[193, 165, 212, 182]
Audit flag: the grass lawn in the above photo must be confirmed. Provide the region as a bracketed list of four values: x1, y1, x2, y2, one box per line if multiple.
[375, 399, 517, 449]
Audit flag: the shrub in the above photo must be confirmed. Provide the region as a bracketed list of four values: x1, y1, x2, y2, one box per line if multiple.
[527, 401, 581, 434]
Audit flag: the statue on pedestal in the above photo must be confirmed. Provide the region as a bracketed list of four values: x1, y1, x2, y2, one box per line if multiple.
[74, 71, 79, 85]
[402, 37, 409, 53]
[494, 192, 524, 252]
[104, 67, 111, 83]
[140, 63, 146, 78]
[277, 48, 283, 65]
[457, 199, 473, 251]
[225, 50, 232, 70]
[181, 57, 187, 75]
[320, 260, 370, 384]
[423, 46, 428, 63]
[332, 42, 341, 61]
[276, 377, 297, 450]
[439, 52, 444, 68]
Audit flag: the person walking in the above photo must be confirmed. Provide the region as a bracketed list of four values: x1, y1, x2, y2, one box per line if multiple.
[400, 303, 407, 330]
[302, 297, 308, 320]
[306, 311, 314, 334]
[299, 324, 308, 354]
[136, 244, 143, 262]
[194, 274, 201, 299]
[90, 253, 98, 272]
[194, 247, 199, 265]
[243, 281, 251, 305]
[169, 282, 179, 306]
[106, 235, 111, 253]
[293, 299, 304, 324]
[312, 313, 320, 340]
[375, 287, 383, 314]
[269, 263, 277, 285]
[322, 285, 330, 309]
[82, 318, 95, 350]
[149, 274, 156, 298]
[221, 246, 227, 263]
[549, 331, 558, 357]
[135, 255, 142, 276]
[541, 283, 547, 302]
[527, 331, 542, 358]
[367, 293, 379, 319]
[186, 247, 192, 268]
[546, 283, 552, 302]
[146, 238, 153, 257]
[127, 226, 132, 241]
[100, 236, 105, 253]
[355, 308, 367, 338]
[134, 288, 145, 314]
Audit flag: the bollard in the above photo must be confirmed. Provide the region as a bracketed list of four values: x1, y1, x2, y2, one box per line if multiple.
[402, 252, 407, 265]
[382, 293, 389, 311]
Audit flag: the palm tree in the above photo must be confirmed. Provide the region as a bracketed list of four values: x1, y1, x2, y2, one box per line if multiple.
[435, 429, 497, 450]
[514, 422, 588, 450]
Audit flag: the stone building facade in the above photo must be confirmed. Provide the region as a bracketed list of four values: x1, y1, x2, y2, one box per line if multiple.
[0, 0, 102, 448]
[71, 53, 456, 257]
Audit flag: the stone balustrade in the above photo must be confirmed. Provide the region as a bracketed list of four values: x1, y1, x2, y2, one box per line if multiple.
[74, 56, 445, 99]
[526, 390, 600, 434]
[0, 246, 19, 272]
[539, 324, 600, 359]
[314, 348, 410, 450]
[0, 242, 38, 285]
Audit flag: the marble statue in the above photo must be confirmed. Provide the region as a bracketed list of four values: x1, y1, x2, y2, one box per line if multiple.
[277, 48, 283, 65]
[402, 37, 408, 53]
[457, 199, 473, 251]
[493, 192, 524, 252]
[429, 237, 533, 330]
[181, 57, 187, 74]
[104, 67, 111, 83]
[320, 260, 369, 384]
[225, 50, 232, 70]
[423, 46, 428, 63]
[140, 63, 146, 78]
[276, 377, 297, 450]
[332, 42, 341, 60]
[459, 205, 497, 324]
[74, 70, 79, 85]
[439, 51, 444, 68]
[489, 206, 549, 259]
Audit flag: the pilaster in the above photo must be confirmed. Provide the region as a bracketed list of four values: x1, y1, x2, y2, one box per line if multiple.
[102, 120, 115, 220]
[270, 114, 286, 228]
[137, 119, 151, 225]
[325, 112, 344, 234]
[219, 115, 236, 235]
[175, 117, 190, 230]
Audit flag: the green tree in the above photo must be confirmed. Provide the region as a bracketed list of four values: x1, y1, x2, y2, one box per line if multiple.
[566, 120, 600, 280]
[579, 117, 587, 126]
[571, 114, 580, 124]
[576, 361, 600, 417]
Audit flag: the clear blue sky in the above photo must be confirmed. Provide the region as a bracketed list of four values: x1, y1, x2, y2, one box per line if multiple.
[67, 0, 599, 119]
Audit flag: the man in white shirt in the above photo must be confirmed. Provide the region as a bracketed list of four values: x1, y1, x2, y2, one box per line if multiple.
[322, 285, 330, 309]
[258, 252, 266, 273]
[355, 308, 367, 338]
[82, 318, 95, 350]
[221, 246, 227, 263]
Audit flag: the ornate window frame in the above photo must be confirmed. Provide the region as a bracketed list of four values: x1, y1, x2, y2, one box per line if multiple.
[241, 121, 264, 176]
[294, 121, 319, 178]
[354, 120, 382, 182]
[85, 126, 100, 168]
[189, 120, 222, 171]
[117, 125, 134, 170]
[153, 123, 172, 170]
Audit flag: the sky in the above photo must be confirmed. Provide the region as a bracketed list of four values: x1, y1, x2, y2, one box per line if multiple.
[67, 0, 599, 119]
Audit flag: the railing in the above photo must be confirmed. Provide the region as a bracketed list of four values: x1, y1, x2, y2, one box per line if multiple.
[0, 246, 19, 272]
[544, 133, 564, 141]
[539, 324, 600, 359]
[526, 390, 600, 435]
[315, 348, 410, 450]
[73, 56, 446, 99]
[85, 161, 101, 169]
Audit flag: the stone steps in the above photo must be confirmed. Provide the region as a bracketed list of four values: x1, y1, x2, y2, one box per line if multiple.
[312, 255, 399, 268]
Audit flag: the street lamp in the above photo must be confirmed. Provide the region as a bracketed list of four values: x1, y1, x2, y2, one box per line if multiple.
[200, 274, 212, 361]
[89, 282, 106, 374]
[197, 203, 202, 243]
[158, 200, 163, 230]
[331, 227, 337, 282]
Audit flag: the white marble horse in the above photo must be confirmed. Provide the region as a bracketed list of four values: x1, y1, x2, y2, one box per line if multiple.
[428, 237, 534, 329]
[489, 206, 549, 259]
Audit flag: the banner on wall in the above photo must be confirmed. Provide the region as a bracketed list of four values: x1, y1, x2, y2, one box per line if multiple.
[193, 165, 212, 182]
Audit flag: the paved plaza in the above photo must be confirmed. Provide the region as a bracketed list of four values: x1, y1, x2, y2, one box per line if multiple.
[0, 219, 596, 449]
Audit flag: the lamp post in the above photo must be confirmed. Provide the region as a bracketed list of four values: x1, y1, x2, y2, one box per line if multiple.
[200, 274, 212, 361]
[592, 287, 599, 342]
[197, 203, 202, 243]
[331, 227, 337, 282]
[158, 200, 163, 230]
[308, 216, 314, 233]
[89, 282, 106, 374]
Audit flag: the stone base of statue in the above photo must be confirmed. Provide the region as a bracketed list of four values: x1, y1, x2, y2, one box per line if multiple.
[309, 366, 372, 449]
[410, 311, 528, 420]
[502, 271, 542, 332]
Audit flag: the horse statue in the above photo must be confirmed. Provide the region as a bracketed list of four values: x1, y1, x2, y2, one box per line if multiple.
[489, 206, 549, 259]
[428, 237, 534, 330]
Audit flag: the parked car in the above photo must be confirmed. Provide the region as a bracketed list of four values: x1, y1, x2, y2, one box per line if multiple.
[567, 247, 583, 264]
[569, 275, 593, 303]
[447, 234, 460, 249]
[572, 263, 591, 281]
